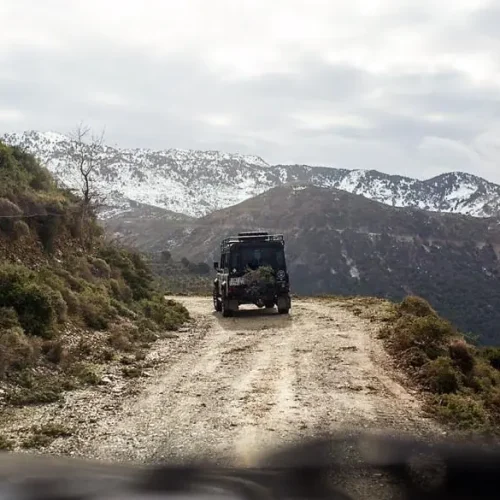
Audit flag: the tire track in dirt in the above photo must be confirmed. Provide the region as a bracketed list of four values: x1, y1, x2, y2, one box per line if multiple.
[74, 296, 440, 472]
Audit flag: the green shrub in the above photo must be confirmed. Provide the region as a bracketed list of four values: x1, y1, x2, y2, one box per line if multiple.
[80, 301, 108, 330]
[0, 265, 56, 338]
[14, 283, 56, 338]
[60, 288, 80, 314]
[108, 278, 133, 303]
[399, 296, 437, 318]
[21, 423, 73, 449]
[388, 314, 454, 361]
[98, 245, 153, 300]
[41, 340, 66, 364]
[0, 198, 22, 234]
[0, 306, 20, 329]
[6, 375, 65, 405]
[402, 346, 430, 368]
[481, 347, 500, 371]
[13, 219, 30, 239]
[54, 268, 86, 292]
[36, 212, 61, 254]
[449, 339, 475, 374]
[431, 394, 489, 430]
[90, 257, 111, 279]
[136, 317, 159, 333]
[47, 289, 68, 324]
[110, 299, 137, 319]
[0, 327, 39, 378]
[70, 362, 101, 386]
[72, 256, 94, 282]
[421, 357, 460, 394]
[383, 295, 500, 432]
[108, 331, 133, 351]
[465, 360, 500, 393]
[79, 288, 115, 330]
[141, 295, 189, 331]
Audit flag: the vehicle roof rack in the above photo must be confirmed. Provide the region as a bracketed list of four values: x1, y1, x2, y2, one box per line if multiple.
[220, 232, 284, 253]
[238, 231, 269, 237]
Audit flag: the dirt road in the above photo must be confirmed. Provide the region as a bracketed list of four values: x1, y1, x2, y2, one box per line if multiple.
[72, 297, 440, 468]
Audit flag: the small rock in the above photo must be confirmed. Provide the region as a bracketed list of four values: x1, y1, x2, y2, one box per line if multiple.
[101, 377, 113, 385]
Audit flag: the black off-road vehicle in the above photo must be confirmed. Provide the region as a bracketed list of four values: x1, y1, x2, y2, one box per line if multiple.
[213, 232, 291, 317]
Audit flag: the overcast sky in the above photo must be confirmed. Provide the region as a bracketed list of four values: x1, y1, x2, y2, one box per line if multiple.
[1, 0, 500, 182]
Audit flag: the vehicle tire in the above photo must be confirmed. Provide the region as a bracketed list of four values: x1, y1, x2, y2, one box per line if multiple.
[221, 295, 233, 317]
[213, 289, 222, 312]
[264, 301, 275, 309]
[277, 294, 290, 315]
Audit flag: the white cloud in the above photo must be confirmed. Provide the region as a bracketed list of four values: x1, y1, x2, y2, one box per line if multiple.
[198, 113, 233, 127]
[0, 109, 24, 122]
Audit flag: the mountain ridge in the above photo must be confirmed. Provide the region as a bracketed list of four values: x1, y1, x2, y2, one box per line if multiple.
[3, 130, 500, 219]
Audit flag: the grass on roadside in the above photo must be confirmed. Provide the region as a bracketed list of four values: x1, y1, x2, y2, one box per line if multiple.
[21, 423, 73, 449]
[379, 296, 500, 434]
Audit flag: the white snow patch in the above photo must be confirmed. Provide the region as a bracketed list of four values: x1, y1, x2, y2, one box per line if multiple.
[2, 131, 499, 220]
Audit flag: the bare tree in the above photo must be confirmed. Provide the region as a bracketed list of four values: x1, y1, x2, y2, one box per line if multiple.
[66, 122, 107, 249]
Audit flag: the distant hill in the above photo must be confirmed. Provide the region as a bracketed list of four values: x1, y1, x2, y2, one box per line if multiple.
[4, 130, 500, 219]
[170, 185, 500, 344]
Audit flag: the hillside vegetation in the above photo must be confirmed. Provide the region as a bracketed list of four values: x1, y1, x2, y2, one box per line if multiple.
[143, 251, 212, 295]
[342, 295, 500, 434]
[0, 142, 189, 418]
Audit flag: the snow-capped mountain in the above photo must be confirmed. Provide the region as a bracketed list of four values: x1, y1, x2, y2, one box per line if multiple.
[3, 130, 500, 218]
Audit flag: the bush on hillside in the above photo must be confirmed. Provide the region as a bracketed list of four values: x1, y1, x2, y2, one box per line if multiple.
[108, 278, 133, 303]
[90, 258, 111, 279]
[141, 295, 190, 331]
[0, 140, 192, 408]
[0, 265, 56, 338]
[98, 245, 153, 301]
[449, 339, 475, 374]
[432, 394, 490, 430]
[420, 357, 460, 394]
[0, 307, 20, 330]
[481, 347, 500, 371]
[388, 314, 455, 360]
[13, 219, 30, 240]
[0, 327, 39, 377]
[399, 295, 437, 318]
[0, 198, 22, 234]
[383, 295, 500, 433]
[79, 288, 116, 330]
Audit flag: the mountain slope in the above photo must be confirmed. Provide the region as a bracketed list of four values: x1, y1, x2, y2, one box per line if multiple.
[0, 140, 189, 411]
[170, 185, 500, 344]
[4, 131, 500, 218]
